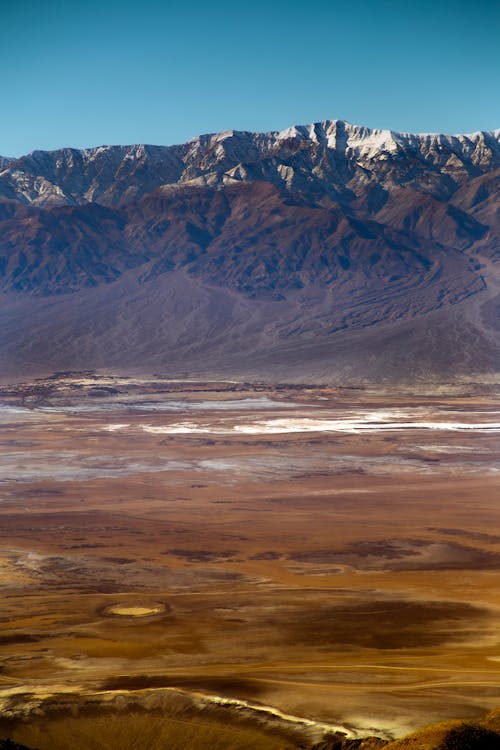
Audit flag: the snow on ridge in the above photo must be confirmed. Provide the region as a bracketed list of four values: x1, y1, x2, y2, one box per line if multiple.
[1, 120, 498, 208]
[4, 120, 499, 164]
[268, 119, 500, 156]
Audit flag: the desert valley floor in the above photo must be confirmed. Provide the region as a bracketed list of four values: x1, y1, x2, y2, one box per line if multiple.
[0, 375, 499, 748]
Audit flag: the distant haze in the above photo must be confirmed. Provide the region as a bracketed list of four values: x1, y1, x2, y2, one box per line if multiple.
[1, 0, 499, 156]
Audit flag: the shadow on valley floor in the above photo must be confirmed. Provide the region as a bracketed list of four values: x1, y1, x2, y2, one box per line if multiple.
[3, 699, 500, 750]
[100, 674, 267, 697]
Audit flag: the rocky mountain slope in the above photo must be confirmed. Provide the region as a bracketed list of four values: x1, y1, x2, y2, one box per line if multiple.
[0, 120, 499, 382]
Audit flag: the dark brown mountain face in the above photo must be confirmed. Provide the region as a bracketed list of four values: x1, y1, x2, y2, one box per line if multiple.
[0, 120, 499, 382]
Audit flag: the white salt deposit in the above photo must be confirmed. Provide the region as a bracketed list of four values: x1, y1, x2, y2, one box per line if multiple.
[136, 414, 500, 436]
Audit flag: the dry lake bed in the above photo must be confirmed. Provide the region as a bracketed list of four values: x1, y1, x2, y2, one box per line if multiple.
[0, 374, 499, 747]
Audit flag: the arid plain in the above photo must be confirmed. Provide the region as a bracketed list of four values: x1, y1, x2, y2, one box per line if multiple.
[0, 374, 499, 748]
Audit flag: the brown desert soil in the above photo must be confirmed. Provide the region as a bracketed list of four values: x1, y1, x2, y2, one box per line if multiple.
[1, 376, 500, 748]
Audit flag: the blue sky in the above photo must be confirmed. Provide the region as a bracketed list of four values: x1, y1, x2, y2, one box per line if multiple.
[1, 0, 499, 156]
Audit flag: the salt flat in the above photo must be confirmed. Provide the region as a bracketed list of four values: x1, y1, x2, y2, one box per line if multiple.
[0, 375, 499, 747]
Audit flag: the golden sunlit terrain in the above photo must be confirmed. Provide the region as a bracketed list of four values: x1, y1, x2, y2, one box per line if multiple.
[0, 374, 499, 748]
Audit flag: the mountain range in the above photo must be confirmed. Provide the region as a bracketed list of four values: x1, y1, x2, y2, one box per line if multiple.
[1, 120, 499, 382]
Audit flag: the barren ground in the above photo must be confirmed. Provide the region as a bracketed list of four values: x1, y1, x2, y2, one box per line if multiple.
[0, 375, 499, 747]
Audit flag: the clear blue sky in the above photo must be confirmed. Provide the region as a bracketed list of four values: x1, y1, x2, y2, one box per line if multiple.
[1, 0, 499, 156]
